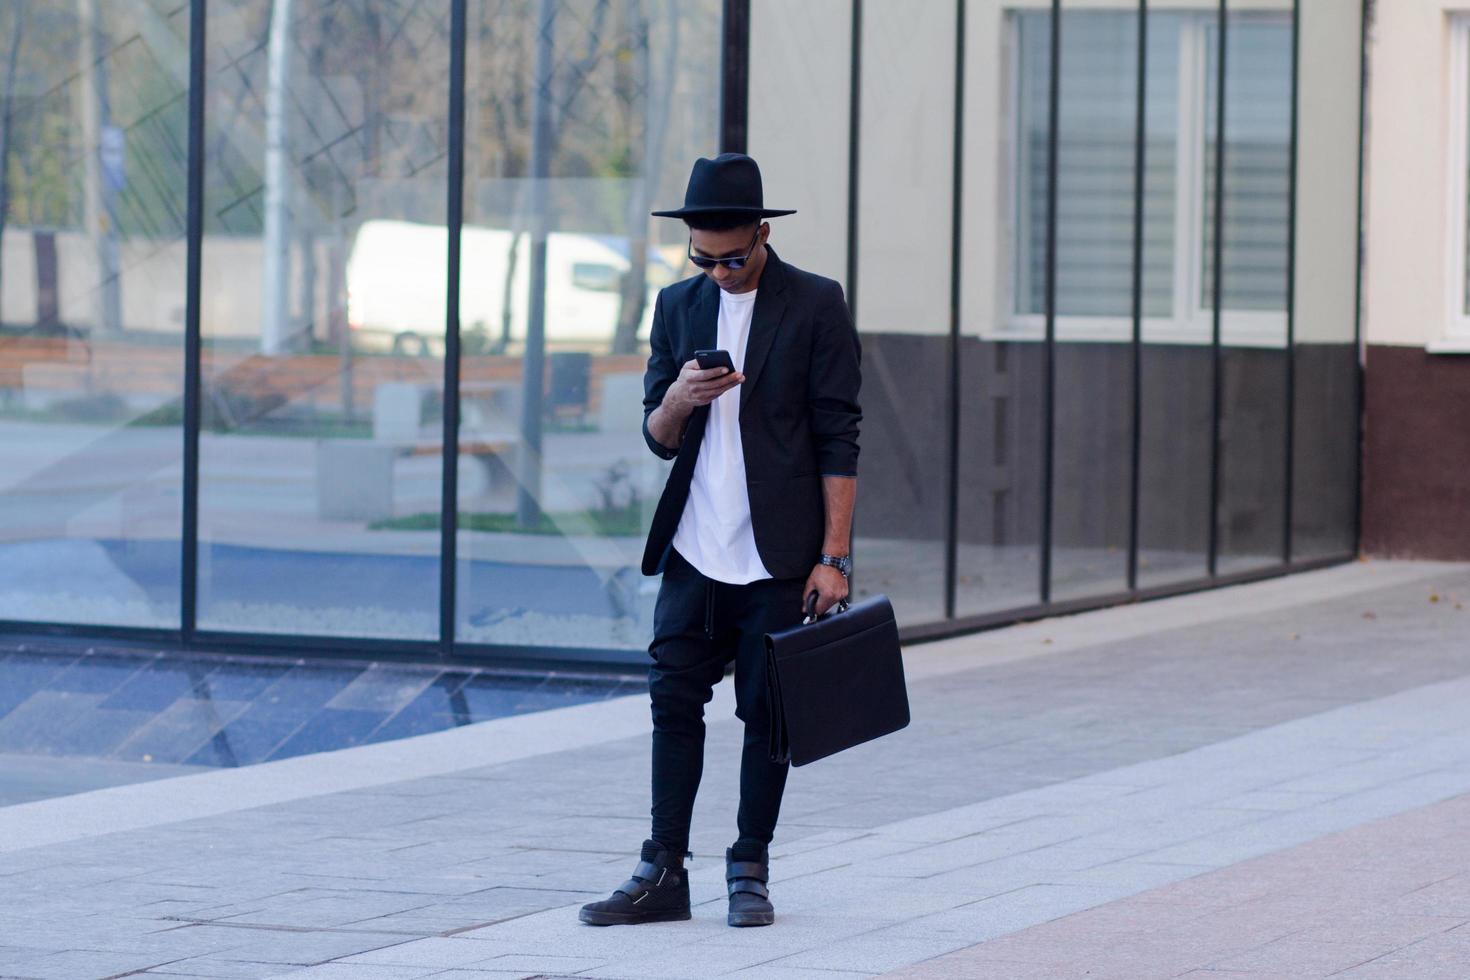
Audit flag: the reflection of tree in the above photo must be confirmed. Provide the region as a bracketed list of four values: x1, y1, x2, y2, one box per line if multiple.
[460, 0, 702, 526]
[210, 0, 454, 353]
[0, 2, 25, 322]
[468, 0, 706, 354]
[77, 0, 123, 334]
[2, 0, 715, 346]
[2, 4, 85, 334]
[1, 2, 189, 335]
[612, 0, 678, 355]
[261, 0, 293, 354]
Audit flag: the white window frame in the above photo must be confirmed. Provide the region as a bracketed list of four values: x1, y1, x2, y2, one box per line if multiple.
[1437, 15, 1470, 352]
[995, 9, 1290, 348]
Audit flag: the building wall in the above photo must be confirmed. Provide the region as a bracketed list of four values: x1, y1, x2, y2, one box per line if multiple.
[1361, 0, 1470, 559]
[749, 0, 1362, 627]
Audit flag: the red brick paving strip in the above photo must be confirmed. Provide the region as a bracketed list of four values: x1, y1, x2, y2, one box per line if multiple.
[885, 793, 1470, 980]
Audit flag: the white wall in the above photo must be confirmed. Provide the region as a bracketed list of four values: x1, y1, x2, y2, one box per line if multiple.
[1363, 0, 1470, 348]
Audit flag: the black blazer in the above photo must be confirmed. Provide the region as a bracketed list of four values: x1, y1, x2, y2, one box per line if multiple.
[640, 248, 862, 579]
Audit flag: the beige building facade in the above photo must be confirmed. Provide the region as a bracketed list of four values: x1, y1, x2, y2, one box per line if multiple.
[1361, 0, 1470, 559]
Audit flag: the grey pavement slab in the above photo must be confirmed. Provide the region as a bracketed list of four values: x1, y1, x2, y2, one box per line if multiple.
[0, 561, 1468, 979]
[890, 791, 1470, 980]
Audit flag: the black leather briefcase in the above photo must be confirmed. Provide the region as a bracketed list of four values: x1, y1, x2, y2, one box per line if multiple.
[764, 593, 908, 767]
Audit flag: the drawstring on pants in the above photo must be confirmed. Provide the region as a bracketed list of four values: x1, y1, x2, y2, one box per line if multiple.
[704, 578, 715, 638]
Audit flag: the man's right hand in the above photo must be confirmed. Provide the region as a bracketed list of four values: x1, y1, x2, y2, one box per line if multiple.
[664, 358, 744, 414]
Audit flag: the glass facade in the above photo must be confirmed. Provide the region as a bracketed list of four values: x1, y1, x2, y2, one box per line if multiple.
[1, 0, 1363, 662]
[0, 1, 189, 628]
[197, 0, 452, 639]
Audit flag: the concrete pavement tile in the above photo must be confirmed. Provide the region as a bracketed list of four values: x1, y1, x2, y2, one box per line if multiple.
[455, 905, 727, 955]
[884, 953, 1098, 980]
[1050, 859, 1215, 894]
[866, 802, 1056, 846]
[1137, 809, 1354, 870]
[211, 894, 443, 929]
[769, 934, 973, 973]
[1204, 937, 1392, 975]
[916, 858, 1079, 901]
[721, 967, 878, 979]
[570, 941, 796, 979]
[857, 832, 1082, 881]
[274, 965, 438, 979]
[0, 947, 193, 979]
[766, 836, 930, 880]
[1382, 872, 1470, 917]
[1290, 911, 1466, 947]
[283, 874, 513, 899]
[336, 887, 601, 933]
[1000, 840, 1163, 872]
[750, 872, 994, 922]
[65, 922, 259, 960]
[178, 928, 413, 967]
[694, 913, 894, 952]
[332, 937, 512, 968]
[982, 898, 1207, 940]
[133, 956, 304, 978]
[768, 829, 872, 857]
[881, 884, 1129, 944]
[471, 952, 608, 972]
[1214, 789, 1343, 812]
[1332, 932, 1470, 979]
[1265, 756, 1445, 797]
[1085, 807, 1273, 852]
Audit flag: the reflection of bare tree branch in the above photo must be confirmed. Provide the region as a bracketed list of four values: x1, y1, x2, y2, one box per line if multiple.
[0, 3, 27, 320]
[556, 0, 611, 112]
[612, 0, 678, 355]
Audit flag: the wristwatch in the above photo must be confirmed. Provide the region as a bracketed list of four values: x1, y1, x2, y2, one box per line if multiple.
[818, 553, 852, 578]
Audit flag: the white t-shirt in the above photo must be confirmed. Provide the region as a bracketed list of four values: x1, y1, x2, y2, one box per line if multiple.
[670, 287, 773, 584]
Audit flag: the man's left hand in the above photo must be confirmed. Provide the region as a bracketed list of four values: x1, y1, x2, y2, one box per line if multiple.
[802, 563, 848, 619]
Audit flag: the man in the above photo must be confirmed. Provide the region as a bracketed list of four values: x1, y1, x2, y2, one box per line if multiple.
[580, 153, 862, 929]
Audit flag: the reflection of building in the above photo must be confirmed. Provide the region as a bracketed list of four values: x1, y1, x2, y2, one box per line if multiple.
[752, 0, 1359, 628]
[0, 0, 1449, 667]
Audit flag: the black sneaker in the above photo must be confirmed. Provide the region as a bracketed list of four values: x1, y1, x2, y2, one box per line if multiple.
[579, 840, 691, 926]
[726, 844, 774, 927]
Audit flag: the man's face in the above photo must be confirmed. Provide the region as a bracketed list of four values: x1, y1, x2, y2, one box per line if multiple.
[689, 221, 768, 293]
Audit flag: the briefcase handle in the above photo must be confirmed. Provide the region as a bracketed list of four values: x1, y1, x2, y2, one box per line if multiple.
[802, 590, 851, 625]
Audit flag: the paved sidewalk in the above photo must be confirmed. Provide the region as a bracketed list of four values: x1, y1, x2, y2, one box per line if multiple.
[891, 791, 1470, 979]
[0, 560, 1468, 979]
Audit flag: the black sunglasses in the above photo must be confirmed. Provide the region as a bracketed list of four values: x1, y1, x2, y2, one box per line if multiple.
[687, 224, 762, 270]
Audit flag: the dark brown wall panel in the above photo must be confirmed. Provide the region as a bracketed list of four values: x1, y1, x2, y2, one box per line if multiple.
[1362, 345, 1470, 560]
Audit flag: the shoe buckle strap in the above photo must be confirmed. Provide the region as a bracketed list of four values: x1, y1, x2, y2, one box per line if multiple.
[614, 876, 649, 901]
[632, 860, 665, 883]
[728, 878, 770, 899]
[615, 860, 674, 902]
[725, 861, 768, 883]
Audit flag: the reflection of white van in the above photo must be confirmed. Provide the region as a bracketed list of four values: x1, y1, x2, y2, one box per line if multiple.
[345, 219, 673, 355]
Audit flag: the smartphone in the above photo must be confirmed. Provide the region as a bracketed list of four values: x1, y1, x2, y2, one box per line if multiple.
[694, 349, 736, 373]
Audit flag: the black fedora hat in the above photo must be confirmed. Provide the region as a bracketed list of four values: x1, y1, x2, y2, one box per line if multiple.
[651, 153, 796, 219]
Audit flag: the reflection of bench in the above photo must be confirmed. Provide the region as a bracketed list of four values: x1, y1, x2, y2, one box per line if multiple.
[315, 436, 516, 521]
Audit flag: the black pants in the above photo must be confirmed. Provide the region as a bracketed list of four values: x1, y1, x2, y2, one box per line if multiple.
[648, 547, 807, 855]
